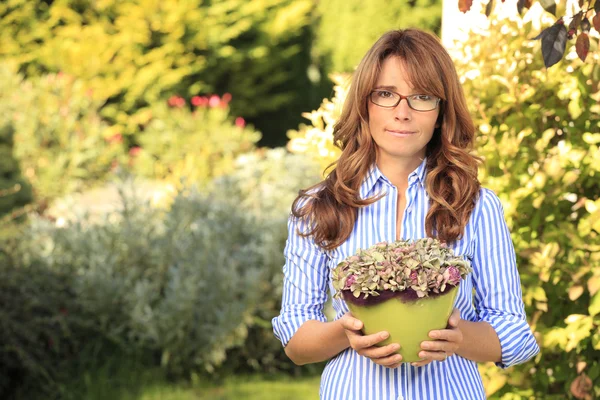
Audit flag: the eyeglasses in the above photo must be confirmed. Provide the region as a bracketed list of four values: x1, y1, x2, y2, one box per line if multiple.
[369, 90, 441, 111]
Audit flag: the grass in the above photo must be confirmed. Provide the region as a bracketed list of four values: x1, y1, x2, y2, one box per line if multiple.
[46, 349, 321, 400]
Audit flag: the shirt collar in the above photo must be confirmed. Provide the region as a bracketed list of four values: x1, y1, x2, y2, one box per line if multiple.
[359, 157, 428, 199]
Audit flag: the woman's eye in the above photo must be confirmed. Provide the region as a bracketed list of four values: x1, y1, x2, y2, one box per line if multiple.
[414, 95, 432, 101]
[377, 90, 393, 98]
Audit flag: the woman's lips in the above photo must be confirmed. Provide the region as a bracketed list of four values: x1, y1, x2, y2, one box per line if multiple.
[386, 129, 416, 137]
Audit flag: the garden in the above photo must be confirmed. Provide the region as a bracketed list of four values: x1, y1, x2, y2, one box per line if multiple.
[0, 0, 599, 399]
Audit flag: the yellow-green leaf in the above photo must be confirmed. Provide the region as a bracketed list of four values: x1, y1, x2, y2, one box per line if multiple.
[588, 276, 600, 296]
[569, 285, 584, 301]
[589, 292, 600, 317]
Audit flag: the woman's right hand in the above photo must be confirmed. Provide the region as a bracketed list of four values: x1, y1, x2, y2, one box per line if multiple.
[339, 312, 403, 368]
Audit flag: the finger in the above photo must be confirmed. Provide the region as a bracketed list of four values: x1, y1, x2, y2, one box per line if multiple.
[340, 314, 363, 331]
[448, 308, 461, 328]
[429, 329, 460, 343]
[354, 331, 390, 350]
[411, 358, 432, 367]
[360, 342, 401, 359]
[370, 352, 403, 367]
[421, 339, 457, 354]
[418, 350, 448, 362]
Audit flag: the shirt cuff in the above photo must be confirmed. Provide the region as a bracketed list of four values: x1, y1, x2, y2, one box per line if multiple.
[479, 310, 540, 368]
[272, 309, 328, 347]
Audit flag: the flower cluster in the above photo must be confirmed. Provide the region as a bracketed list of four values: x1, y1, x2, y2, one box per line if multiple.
[332, 238, 472, 300]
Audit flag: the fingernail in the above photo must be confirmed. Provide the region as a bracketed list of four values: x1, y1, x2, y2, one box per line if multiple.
[429, 332, 438, 339]
[354, 322, 361, 329]
[393, 344, 401, 351]
[381, 332, 389, 339]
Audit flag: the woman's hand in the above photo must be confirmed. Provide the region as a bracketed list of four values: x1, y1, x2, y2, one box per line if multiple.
[412, 308, 463, 367]
[339, 312, 403, 368]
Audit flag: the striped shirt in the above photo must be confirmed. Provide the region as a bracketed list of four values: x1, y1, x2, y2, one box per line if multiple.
[272, 158, 540, 400]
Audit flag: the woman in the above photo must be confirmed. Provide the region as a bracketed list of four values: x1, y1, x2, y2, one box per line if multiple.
[272, 29, 539, 400]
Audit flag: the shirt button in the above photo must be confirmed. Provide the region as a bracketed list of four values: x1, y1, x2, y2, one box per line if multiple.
[397, 395, 404, 400]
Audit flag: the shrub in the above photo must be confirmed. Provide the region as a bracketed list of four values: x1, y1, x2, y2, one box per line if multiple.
[0, 0, 326, 146]
[0, 122, 33, 218]
[132, 94, 261, 187]
[0, 64, 126, 203]
[210, 148, 322, 373]
[314, 0, 442, 73]
[0, 249, 90, 400]
[13, 176, 265, 379]
[454, 15, 600, 399]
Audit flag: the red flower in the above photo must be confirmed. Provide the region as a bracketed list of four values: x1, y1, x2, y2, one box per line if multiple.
[208, 95, 221, 108]
[167, 95, 186, 108]
[235, 117, 245, 128]
[191, 96, 204, 107]
[222, 92, 232, 104]
[129, 146, 141, 156]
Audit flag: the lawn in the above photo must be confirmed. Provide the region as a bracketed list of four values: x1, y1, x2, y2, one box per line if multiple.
[50, 351, 321, 400]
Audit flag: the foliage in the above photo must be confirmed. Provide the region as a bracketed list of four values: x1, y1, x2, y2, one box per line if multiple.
[314, 0, 442, 73]
[0, 63, 126, 203]
[0, 0, 327, 147]
[286, 73, 347, 172]
[0, 122, 33, 218]
[462, 0, 600, 68]
[455, 15, 600, 399]
[12, 176, 265, 380]
[0, 251, 91, 400]
[132, 94, 260, 187]
[210, 148, 322, 373]
[332, 239, 471, 300]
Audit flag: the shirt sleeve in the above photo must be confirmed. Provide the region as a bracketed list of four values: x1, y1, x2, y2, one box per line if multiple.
[471, 188, 540, 368]
[271, 212, 330, 347]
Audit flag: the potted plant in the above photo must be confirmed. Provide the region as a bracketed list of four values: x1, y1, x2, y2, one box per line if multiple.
[332, 238, 472, 363]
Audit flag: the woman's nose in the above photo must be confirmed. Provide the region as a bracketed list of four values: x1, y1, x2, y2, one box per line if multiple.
[394, 98, 412, 120]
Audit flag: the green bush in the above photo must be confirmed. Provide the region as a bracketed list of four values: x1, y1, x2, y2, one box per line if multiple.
[210, 148, 322, 373]
[132, 94, 261, 187]
[0, 249, 91, 400]
[0, 122, 33, 218]
[0, 64, 126, 203]
[314, 0, 442, 73]
[0, 0, 326, 146]
[13, 176, 265, 380]
[453, 17, 600, 400]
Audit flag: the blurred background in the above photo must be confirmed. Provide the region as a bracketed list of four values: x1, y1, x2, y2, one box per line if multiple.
[0, 0, 598, 399]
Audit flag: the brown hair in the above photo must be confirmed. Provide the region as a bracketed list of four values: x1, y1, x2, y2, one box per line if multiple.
[292, 29, 481, 250]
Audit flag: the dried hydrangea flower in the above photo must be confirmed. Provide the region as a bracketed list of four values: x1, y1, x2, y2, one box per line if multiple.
[332, 238, 472, 304]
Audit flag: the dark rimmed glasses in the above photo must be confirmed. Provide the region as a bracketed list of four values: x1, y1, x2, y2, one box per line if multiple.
[369, 90, 441, 111]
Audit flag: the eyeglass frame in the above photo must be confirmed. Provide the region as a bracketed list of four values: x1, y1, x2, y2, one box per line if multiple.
[368, 90, 441, 112]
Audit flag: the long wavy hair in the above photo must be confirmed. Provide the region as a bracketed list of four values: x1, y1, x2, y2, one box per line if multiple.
[292, 29, 481, 251]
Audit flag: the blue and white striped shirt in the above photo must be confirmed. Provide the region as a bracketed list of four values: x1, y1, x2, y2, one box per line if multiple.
[272, 158, 540, 400]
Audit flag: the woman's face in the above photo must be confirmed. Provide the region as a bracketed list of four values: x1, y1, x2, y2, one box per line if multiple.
[367, 56, 440, 169]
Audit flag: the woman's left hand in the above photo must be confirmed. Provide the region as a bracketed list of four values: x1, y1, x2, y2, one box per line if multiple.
[411, 308, 463, 367]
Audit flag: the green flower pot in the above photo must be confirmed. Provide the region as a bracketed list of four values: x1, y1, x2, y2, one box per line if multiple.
[345, 285, 458, 363]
